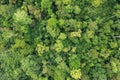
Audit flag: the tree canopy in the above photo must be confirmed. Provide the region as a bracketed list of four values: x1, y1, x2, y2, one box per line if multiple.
[0, 0, 120, 80]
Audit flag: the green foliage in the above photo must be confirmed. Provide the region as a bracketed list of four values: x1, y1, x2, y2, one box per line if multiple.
[41, 0, 52, 10]
[90, 67, 107, 80]
[53, 68, 66, 80]
[74, 5, 81, 14]
[110, 58, 120, 73]
[88, 49, 99, 59]
[58, 33, 67, 40]
[21, 55, 42, 79]
[0, 0, 120, 80]
[69, 54, 80, 69]
[70, 69, 82, 79]
[13, 9, 32, 25]
[54, 40, 64, 53]
[36, 43, 49, 56]
[91, 0, 102, 7]
[46, 17, 60, 37]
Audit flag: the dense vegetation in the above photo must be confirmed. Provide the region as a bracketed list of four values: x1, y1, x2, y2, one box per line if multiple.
[0, 0, 120, 80]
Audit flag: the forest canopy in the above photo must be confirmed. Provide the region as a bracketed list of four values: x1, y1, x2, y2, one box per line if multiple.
[0, 0, 120, 80]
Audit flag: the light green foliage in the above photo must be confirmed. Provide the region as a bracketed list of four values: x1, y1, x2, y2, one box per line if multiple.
[114, 10, 120, 18]
[12, 39, 26, 49]
[66, 19, 82, 29]
[74, 5, 81, 14]
[55, 55, 69, 71]
[57, 61, 68, 71]
[46, 26, 59, 37]
[70, 29, 82, 37]
[83, 29, 95, 42]
[36, 43, 49, 56]
[58, 33, 67, 40]
[62, 0, 71, 4]
[88, 21, 98, 31]
[1, 28, 14, 40]
[0, 5, 10, 17]
[69, 54, 80, 69]
[110, 58, 120, 73]
[0, 51, 24, 80]
[86, 30, 94, 38]
[70, 69, 82, 79]
[41, 0, 52, 9]
[54, 40, 64, 53]
[28, 5, 41, 19]
[12, 38, 33, 54]
[21, 55, 42, 79]
[47, 17, 57, 27]
[100, 49, 111, 59]
[65, 5, 73, 13]
[46, 17, 60, 37]
[88, 49, 99, 59]
[13, 9, 32, 25]
[91, 0, 102, 7]
[110, 42, 118, 49]
[55, 55, 63, 63]
[59, 19, 65, 26]
[103, 21, 112, 33]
